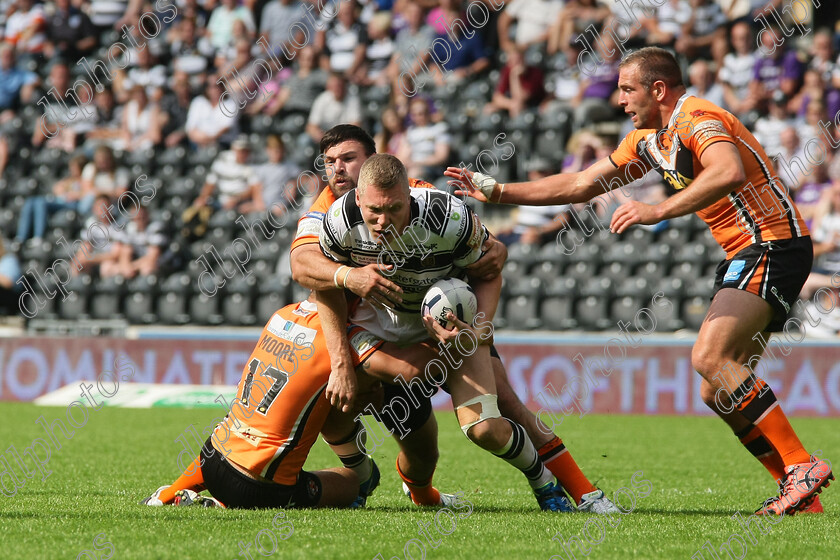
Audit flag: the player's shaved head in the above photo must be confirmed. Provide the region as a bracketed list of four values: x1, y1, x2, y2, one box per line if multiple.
[357, 153, 409, 196]
[619, 47, 684, 90]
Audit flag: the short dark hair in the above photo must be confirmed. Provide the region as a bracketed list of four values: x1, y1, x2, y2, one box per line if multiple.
[619, 47, 684, 90]
[319, 124, 376, 156]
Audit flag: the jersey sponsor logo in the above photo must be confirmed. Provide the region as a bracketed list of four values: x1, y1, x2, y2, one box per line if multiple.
[467, 216, 483, 251]
[295, 217, 322, 238]
[694, 120, 731, 144]
[229, 421, 266, 447]
[690, 110, 706, 117]
[663, 169, 692, 191]
[304, 211, 325, 219]
[267, 314, 317, 345]
[451, 212, 461, 220]
[724, 260, 746, 282]
[348, 329, 381, 357]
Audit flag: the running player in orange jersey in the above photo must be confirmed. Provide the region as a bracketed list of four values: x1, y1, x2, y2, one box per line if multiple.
[448, 47, 833, 516]
[290, 125, 618, 514]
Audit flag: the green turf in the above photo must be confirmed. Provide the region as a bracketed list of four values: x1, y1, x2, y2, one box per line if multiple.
[1, 402, 839, 559]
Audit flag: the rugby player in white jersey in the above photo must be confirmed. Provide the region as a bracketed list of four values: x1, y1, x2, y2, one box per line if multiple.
[316, 153, 569, 506]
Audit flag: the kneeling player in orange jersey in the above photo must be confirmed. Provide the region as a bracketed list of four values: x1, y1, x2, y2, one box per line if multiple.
[142, 295, 396, 509]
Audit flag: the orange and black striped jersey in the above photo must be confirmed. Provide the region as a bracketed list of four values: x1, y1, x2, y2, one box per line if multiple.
[609, 94, 809, 258]
[291, 177, 435, 251]
[210, 300, 379, 485]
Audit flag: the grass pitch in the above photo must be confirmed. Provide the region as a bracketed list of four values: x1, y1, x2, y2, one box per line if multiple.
[1, 402, 839, 559]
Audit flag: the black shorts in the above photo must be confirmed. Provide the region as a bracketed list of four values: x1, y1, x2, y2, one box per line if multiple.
[712, 237, 813, 332]
[199, 438, 322, 509]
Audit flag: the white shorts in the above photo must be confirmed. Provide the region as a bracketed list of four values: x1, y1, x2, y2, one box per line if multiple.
[350, 299, 428, 345]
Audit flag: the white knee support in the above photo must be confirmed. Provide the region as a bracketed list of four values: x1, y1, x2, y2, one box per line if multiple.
[456, 394, 501, 436]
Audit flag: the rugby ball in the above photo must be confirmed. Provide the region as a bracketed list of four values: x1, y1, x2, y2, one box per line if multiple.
[421, 278, 478, 329]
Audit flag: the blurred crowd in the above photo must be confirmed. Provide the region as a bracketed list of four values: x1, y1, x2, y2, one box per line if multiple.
[0, 0, 839, 331]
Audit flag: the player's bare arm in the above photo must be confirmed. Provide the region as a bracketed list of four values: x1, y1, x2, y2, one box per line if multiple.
[464, 235, 507, 280]
[610, 142, 746, 234]
[291, 243, 403, 307]
[446, 158, 625, 206]
[316, 288, 358, 413]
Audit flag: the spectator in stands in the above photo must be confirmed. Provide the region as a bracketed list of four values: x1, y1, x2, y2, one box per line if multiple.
[31, 61, 92, 151]
[43, 0, 97, 62]
[810, 29, 837, 86]
[0, 238, 22, 315]
[82, 145, 130, 199]
[753, 91, 794, 158]
[484, 46, 545, 118]
[306, 72, 362, 142]
[185, 75, 238, 149]
[541, 41, 581, 115]
[686, 59, 724, 107]
[4, 0, 47, 59]
[794, 158, 832, 228]
[569, 37, 620, 129]
[398, 96, 450, 178]
[16, 154, 94, 243]
[641, 0, 690, 48]
[260, 0, 312, 60]
[159, 71, 194, 147]
[374, 106, 405, 155]
[171, 17, 215, 75]
[386, 2, 434, 91]
[548, 0, 610, 56]
[250, 45, 324, 116]
[83, 86, 124, 149]
[428, 4, 489, 87]
[496, 157, 571, 246]
[245, 134, 301, 214]
[751, 27, 804, 108]
[71, 193, 123, 277]
[88, 0, 143, 33]
[498, 0, 563, 52]
[0, 44, 38, 121]
[315, 0, 366, 76]
[102, 206, 167, 278]
[355, 10, 394, 87]
[119, 82, 163, 151]
[719, 22, 759, 118]
[774, 126, 807, 190]
[190, 135, 260, 212]
[117, 48, 167, 103]
[674, 0, 727, 66]
[206, 0, 256, 51]
[796, 97, 828, 144]
[801, 182, 840, 310]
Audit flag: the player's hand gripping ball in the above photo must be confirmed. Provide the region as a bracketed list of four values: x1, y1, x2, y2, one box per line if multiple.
[421, 278, 478, 330]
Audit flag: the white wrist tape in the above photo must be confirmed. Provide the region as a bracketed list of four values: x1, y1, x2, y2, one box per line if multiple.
[471, 172, 498, 200]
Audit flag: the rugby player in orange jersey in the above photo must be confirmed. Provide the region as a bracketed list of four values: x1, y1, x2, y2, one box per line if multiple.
[448, 46, 833, 516]
[290, 125, 618, 513]
[141, 294, 476, 511]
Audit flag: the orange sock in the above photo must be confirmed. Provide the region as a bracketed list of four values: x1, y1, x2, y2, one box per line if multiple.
[736, 425, 786, 483]
[732, 377, 810, 466]
[538, 437, 596, 504]
[158, 457, 206, 504]
[396, 458, 441, 506]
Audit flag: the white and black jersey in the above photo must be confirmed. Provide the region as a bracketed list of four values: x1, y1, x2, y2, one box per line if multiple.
[319, 188, 487, 342]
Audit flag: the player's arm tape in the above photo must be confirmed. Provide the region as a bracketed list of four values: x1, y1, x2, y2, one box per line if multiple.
[471, 172, 505, 203]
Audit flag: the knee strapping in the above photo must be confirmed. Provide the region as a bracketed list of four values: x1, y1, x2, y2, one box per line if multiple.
[456, 394, 501, 436]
